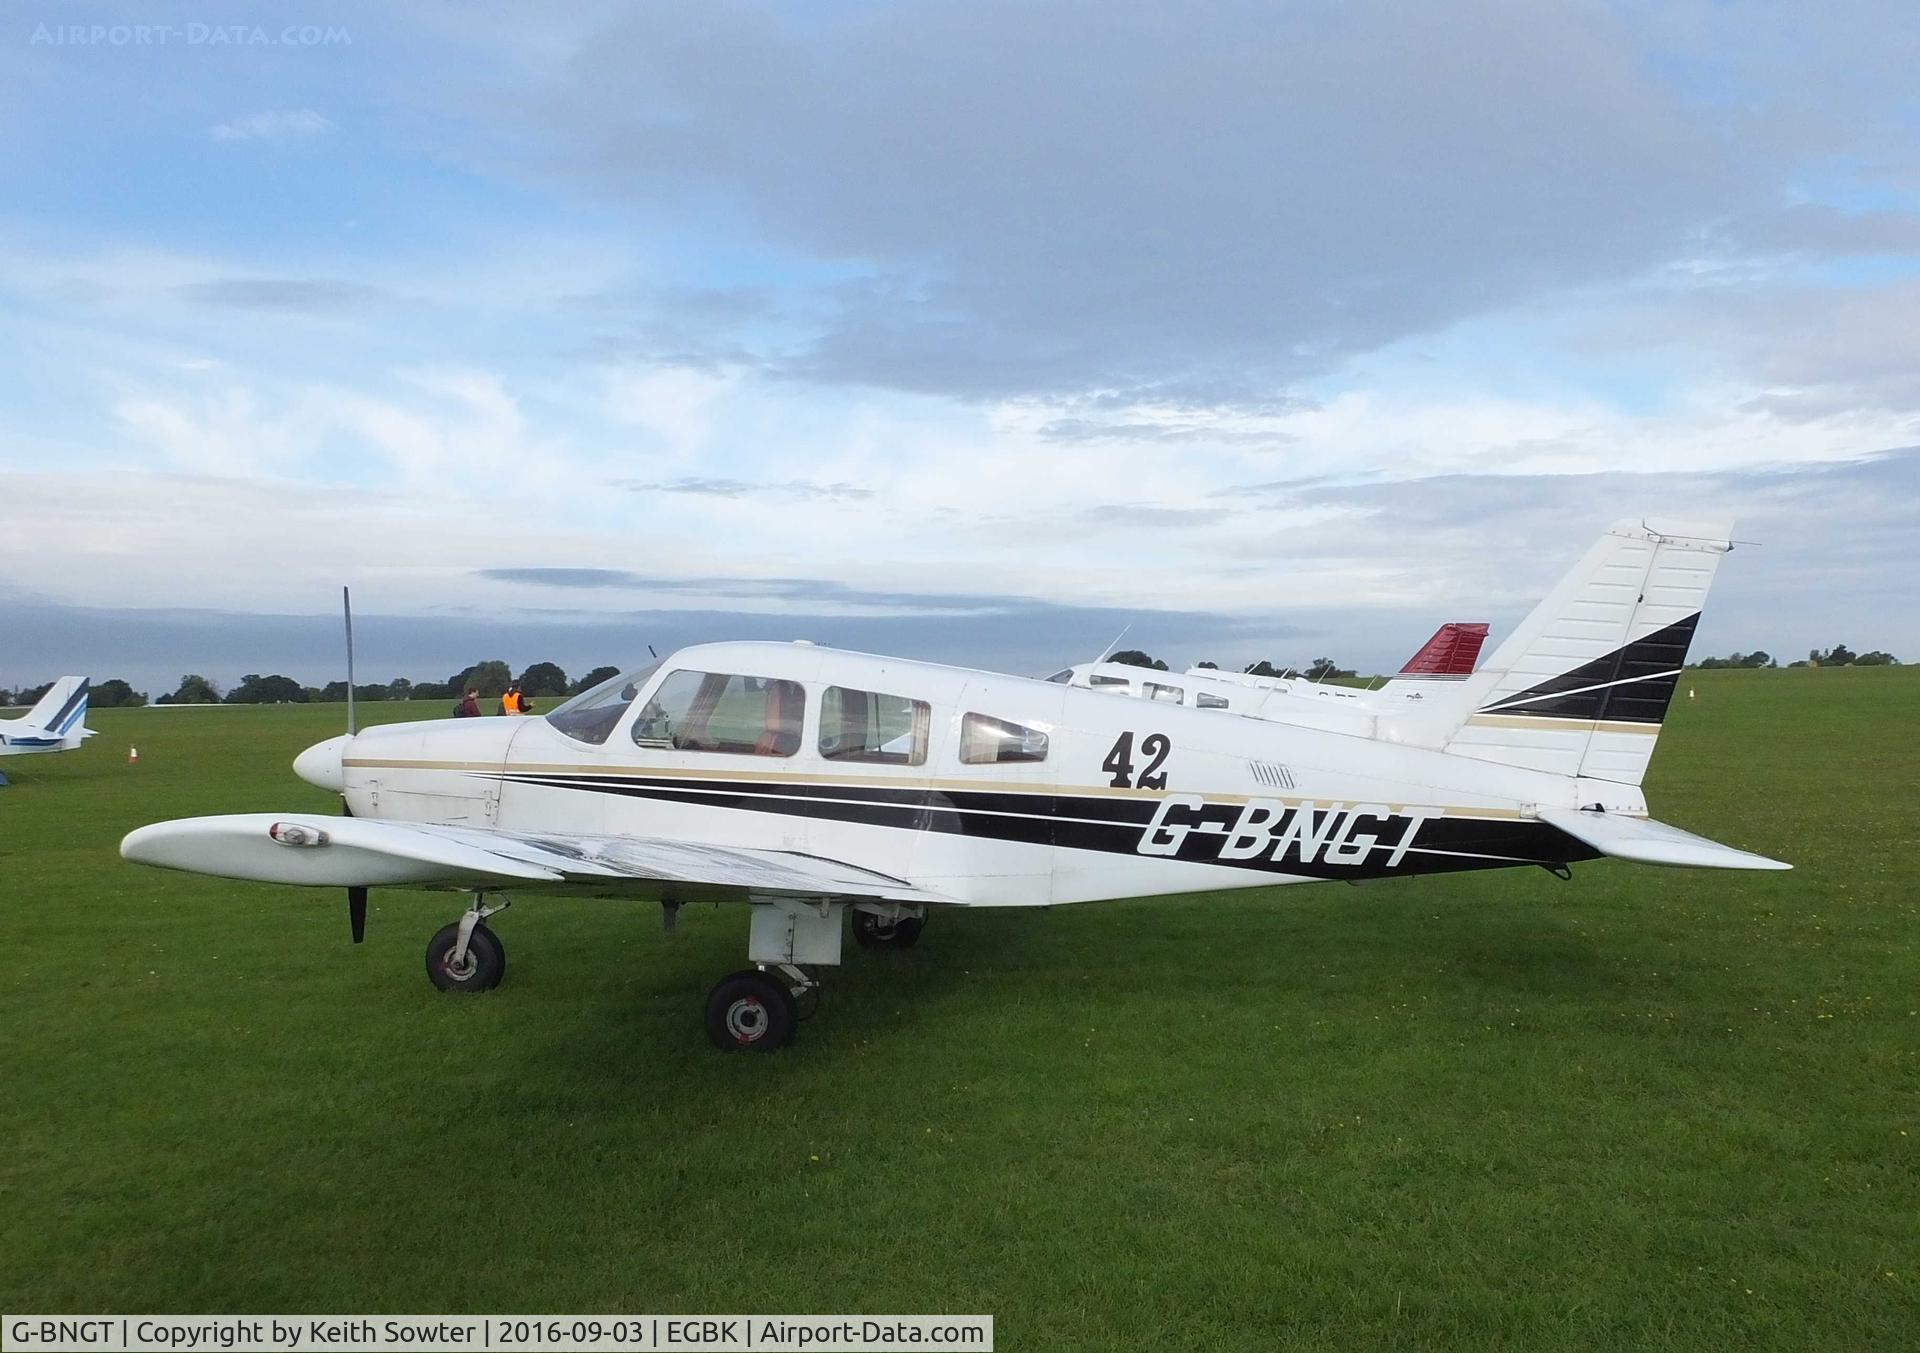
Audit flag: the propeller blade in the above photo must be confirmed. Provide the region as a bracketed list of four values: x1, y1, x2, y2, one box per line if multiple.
[342, 586, 357, 737]
[348, 886, 367, 944]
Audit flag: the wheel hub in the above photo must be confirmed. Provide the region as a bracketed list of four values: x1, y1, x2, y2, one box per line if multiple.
[725, 995, 768, 1044]
[442, 950, 479, 982]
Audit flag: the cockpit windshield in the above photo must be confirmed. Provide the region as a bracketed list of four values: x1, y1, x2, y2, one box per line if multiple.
[544, 662, 661, 745]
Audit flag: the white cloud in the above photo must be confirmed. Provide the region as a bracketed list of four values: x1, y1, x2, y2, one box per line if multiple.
[209, 110, 336, 144]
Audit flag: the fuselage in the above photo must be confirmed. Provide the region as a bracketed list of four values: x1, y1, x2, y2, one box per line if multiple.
[315, 642, 1622, 907]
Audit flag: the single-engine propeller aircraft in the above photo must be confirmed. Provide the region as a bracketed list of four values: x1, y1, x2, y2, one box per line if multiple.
[122, 520, 1788, 1050]
[0, 676, 93, 785]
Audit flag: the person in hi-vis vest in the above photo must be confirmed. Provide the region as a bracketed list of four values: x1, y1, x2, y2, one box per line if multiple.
[500, 684, 533, 716]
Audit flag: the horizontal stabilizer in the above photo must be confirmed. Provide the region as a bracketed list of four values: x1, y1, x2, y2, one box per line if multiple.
[1536, 807, 1789, 871]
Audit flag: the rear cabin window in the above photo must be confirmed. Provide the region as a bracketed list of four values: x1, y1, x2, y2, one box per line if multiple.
[1195, 691, 1230, 710]
[959, 713, 1049, 765]
[632, 670, 804, 756]
[1145, 682, 1184, 704]
[1088, 674, 1130, 689]
[820, 686, 930, 766]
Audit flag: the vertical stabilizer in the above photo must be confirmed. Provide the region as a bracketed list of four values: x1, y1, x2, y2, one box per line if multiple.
[1425, 520, 1730, 785]
[23, 677, 91, 738]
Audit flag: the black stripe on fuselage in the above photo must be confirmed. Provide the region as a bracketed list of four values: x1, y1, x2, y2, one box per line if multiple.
[487, 772, 1597, 882]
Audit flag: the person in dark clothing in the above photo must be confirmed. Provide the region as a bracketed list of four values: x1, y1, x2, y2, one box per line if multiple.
[453, 688, 481, 718]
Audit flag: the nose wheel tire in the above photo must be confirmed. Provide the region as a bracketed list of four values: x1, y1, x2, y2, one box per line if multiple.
[425, 922, 506, 992]
[705, 970, 798, 1052]
[852, 910, 924, 948]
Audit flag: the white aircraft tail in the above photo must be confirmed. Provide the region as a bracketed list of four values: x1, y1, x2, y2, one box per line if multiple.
[19, 676, 92, 742]
[1406, 520, 1731, 785]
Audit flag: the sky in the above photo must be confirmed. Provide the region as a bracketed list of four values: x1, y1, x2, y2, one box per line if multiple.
[2, 0, 1917, 696]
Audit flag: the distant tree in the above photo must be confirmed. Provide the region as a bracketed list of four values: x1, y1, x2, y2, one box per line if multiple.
[1244, 660, 1282, 678]
[410, 681, 453, 702]
[93, 678, 146, 708]
[1855, 650, 1900, 666]
[387, 677, 414, 701]
[570, 665, 621, 694]
[320, 681, 349, 702]
[1108, 649, 1169, 672]
[1815, 643, 1858, 666]
[1787, 660, 1811, 668]
[1303, 657, 1356, 680]
[158, 674, 221, 704]
[1745, 650, 1773, 668]
[226, 673, 308, 704]
[352, 682, 390, 703]
[1194, 661, 1218, 670]
[17, 681, 54, 705]
[517, 661, 569, 697]
[449, 660, 513, 697]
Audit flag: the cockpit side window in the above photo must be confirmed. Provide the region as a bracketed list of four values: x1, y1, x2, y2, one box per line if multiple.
[544, 662, 660, 745]
[632, 670, 804, 756]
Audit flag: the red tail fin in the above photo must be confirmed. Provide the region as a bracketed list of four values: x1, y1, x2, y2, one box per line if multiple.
[1398, 622, 1489, 677]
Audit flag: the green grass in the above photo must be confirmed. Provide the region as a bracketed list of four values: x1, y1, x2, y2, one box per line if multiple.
[2, 671, 1916, 1348]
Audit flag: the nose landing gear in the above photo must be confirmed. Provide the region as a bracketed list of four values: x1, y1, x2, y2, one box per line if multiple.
[425, 892, 511, 992]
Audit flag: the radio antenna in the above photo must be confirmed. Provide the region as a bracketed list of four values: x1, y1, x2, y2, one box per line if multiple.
[1095, 621, 1133, 664]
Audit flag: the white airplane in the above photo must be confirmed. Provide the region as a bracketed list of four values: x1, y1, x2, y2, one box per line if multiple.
[121, 520, 1787, 1051]
[1051, 621, 1491, 722]
[0, 677, 93, 783]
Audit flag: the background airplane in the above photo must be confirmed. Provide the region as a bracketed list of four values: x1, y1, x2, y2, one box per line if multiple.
[1051, 620, 1493, 720]
[0, 677, 93, 785]
[121, 520, 1786, 1051]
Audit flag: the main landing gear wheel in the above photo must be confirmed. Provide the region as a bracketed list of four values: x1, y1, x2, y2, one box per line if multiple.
[705, 969, 798, 1052]
[425, 922, 506, 992]
[852, 910, 924, 948]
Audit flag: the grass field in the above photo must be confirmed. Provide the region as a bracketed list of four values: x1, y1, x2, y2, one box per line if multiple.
[3, 669, 1916, 1348]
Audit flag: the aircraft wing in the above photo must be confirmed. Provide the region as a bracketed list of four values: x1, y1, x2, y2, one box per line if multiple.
[120, 812, 954, 904]
[1536, 807, 1789, 871]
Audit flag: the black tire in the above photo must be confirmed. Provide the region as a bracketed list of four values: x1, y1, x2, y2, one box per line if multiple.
[852, 910, 925, 948]
[425, 921, 506, 992]
[705, 969, 797, 1052]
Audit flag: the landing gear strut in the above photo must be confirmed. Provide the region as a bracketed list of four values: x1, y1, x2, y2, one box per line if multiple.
[426, 892, 510, 992]
[701, 898, 845, 1051]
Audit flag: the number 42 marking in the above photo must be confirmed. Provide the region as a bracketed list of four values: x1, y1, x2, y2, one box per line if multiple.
[1104, 731, 1171, 790]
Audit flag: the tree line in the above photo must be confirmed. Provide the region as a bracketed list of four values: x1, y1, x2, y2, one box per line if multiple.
[1688, 643, 1900, 669]
[0, 661, 627, 709]
[1, 641, 1901, 709]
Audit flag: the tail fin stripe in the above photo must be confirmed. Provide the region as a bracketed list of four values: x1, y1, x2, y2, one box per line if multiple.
[37, 681, 89, 734]
[1481, 666, 1685, 718]
[1477, 613, 1699, 724]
